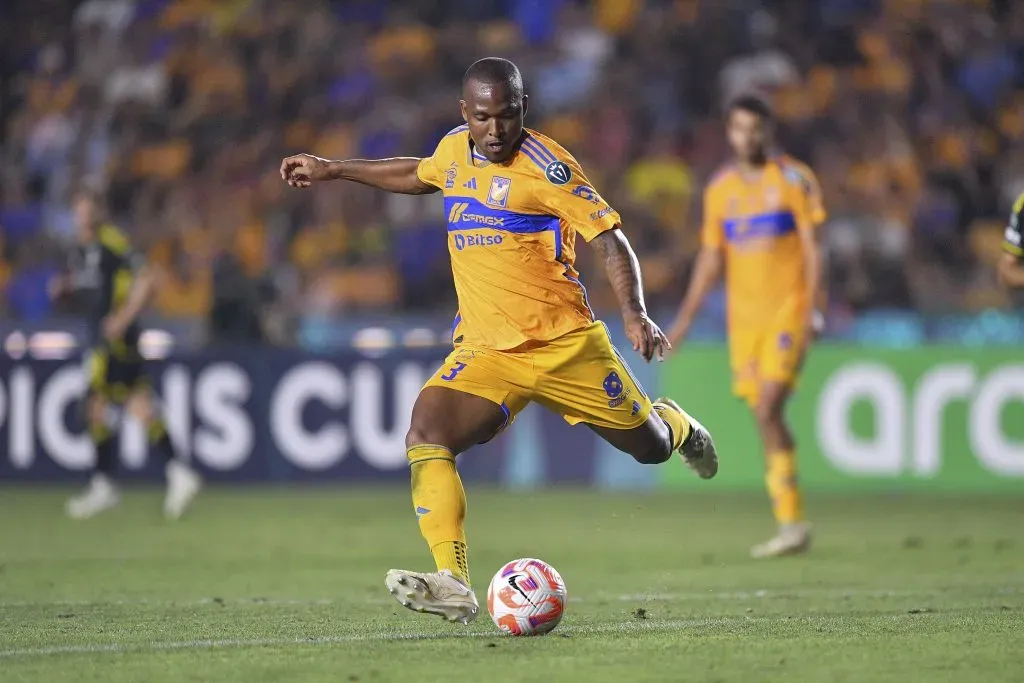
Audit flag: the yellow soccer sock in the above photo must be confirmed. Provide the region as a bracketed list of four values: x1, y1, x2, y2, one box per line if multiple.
[408, 444, 470, 585]
[652, 400, 693, 451]
[430, 540, 469, 584]
[766, 450, 804, 525]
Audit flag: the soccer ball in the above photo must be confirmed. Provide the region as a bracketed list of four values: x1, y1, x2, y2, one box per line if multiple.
[486, 558, 567, 636]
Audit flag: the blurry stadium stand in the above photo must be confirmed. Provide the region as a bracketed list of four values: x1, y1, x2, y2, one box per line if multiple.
[2, 0, 1024, 489]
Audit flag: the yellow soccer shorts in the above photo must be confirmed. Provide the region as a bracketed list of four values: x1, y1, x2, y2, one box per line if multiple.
[730, 308, 808, 407]
[423, 321, 653, 438]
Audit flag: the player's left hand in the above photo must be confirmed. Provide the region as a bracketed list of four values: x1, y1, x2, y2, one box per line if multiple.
[799, 309, 825, 360]
[806, 309, 825, 341]
[102, 313, 129, 341]
[624, 312, 671, 363]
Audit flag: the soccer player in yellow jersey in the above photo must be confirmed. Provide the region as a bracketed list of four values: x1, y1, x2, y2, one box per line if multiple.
[998, 192, 1024, 287]
[281, 58, 718, 624]
[668, 95, 826, 559]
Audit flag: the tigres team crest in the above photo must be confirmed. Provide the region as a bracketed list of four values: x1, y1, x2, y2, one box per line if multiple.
[487, 176, 512, 207]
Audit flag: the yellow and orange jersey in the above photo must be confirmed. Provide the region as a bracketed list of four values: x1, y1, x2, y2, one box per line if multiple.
[417, 126, 621, 350]
[701, 155, 826, 332]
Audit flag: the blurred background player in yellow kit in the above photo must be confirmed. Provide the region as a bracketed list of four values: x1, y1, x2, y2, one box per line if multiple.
[668, 95, 826, 559]
[280, 58, 718, 625]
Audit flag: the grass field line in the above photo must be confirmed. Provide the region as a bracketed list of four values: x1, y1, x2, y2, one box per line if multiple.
[0, 612, 952, 659]
[2, 584, 1017, 610]
[0, 619, 721, 658]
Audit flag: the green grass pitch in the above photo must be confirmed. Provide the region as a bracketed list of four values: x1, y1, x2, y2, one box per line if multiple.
[1, 487, 1022, 682]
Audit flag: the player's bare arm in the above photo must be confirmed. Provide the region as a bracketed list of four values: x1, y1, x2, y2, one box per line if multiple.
[280, 155, 438, 195]
[798, 226, 825, 341]
[103, 264, 157, 341]
[591, 228, 670, 363]
[667, 246, 724, 347]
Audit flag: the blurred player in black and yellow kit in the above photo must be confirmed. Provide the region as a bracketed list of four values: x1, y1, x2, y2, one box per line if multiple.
[281, 58, 719, 625]
[998, 193, 1024, 287]
[50, 188, 202, 520]
[669, 95, 826, 558]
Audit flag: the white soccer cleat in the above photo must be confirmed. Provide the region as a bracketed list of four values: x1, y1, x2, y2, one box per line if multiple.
[658, 397, 719, 479]
[164, 460, 202, 520]
[385, 568, 480, 625]
[66, 473, 120, 519]
[750, 522, 812, 559]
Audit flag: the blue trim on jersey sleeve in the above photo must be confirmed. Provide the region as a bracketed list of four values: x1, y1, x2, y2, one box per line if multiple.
[445, 196, 559, 234]
[723, 211, 796, 242]
[445, 125, 469, 137]
[523, 136, 557, 165]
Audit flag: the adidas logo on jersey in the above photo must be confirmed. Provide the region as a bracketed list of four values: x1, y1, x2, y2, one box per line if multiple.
[462, 178, 477, 190]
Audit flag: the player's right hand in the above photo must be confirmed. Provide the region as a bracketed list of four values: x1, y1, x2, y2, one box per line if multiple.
[625, 312, 671, 363]
[280, 154, 330, 188]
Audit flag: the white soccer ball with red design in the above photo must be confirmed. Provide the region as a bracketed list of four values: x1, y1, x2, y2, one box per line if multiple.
[486, 558, 567, 636]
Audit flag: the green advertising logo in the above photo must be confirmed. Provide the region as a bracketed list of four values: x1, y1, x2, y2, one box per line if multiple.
[662, 346, 1024, 491]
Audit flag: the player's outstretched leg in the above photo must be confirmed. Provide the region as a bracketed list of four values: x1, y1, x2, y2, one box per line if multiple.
[654, 398, 718, 479]
[385, 386, 508, 625]
[66, 394, 121, 519]
[588, 397, 717, 478]
[749, 381, 810, 559]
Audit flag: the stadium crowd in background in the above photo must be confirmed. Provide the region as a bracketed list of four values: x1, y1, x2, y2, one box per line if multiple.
[2, 0, 1023, 327]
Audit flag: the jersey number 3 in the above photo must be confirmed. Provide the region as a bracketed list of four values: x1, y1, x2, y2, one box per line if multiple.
[440, 361, 468, 382]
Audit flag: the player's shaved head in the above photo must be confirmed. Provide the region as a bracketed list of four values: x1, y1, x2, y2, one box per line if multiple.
[462, 57, 524, 100]
[460, 58, 528, 164]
